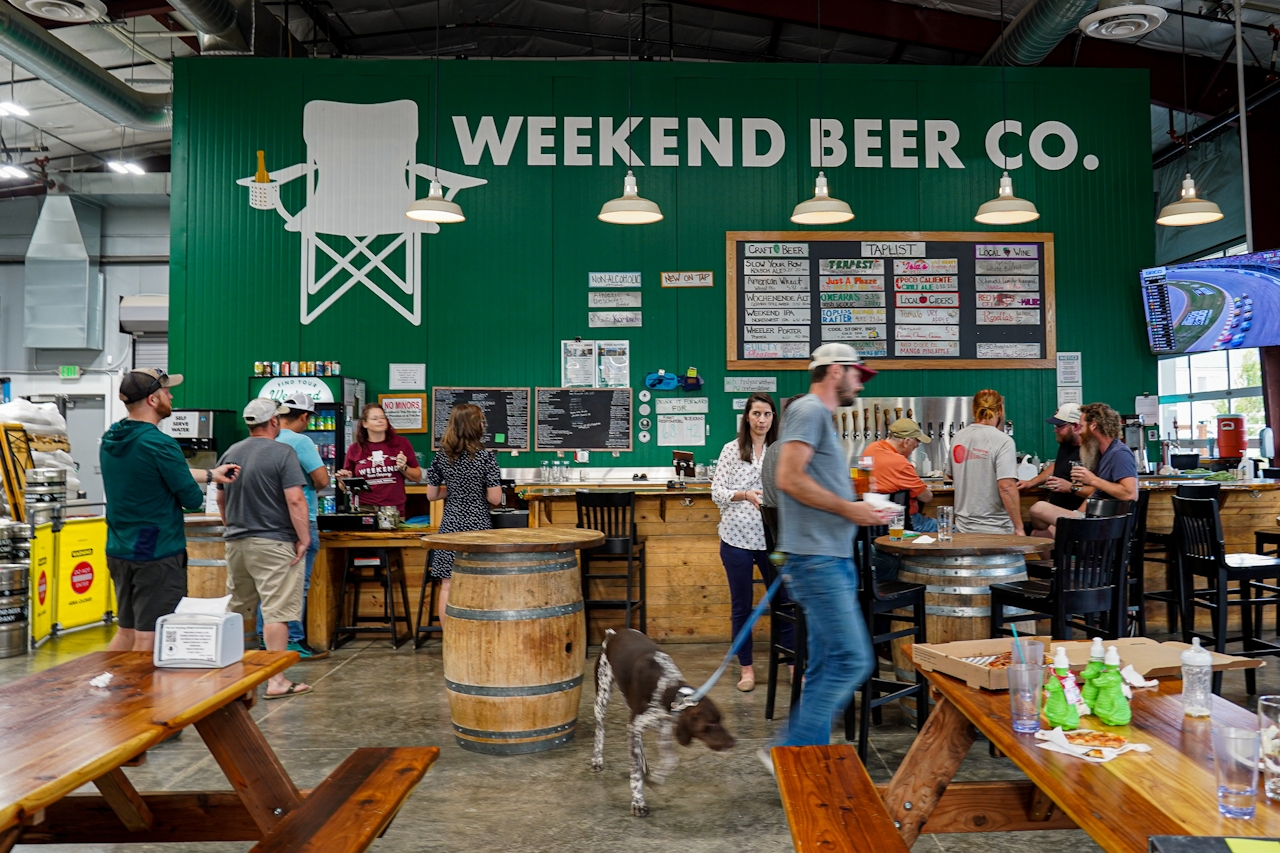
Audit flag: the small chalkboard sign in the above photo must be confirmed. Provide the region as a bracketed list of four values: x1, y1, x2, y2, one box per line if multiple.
[432, 387, 531, 452]
[535, 387, 633, 452]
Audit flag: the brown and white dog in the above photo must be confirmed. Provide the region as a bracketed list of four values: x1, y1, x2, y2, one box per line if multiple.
[591, 628, 735, 816]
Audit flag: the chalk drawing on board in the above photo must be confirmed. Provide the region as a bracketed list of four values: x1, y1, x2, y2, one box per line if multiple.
[236, 99, 488, 327]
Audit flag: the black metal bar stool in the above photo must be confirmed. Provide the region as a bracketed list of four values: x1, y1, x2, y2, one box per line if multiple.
[575, 490, 646, 638]
[1145, 483, 1222, 632]
[333, 547, 413, 649]
[414, 549, 443, 648]
[764, 593, 804, 721]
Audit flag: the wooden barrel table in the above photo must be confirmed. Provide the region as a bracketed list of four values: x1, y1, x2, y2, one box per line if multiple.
[422, 527, 604, 756]
[875, 533, 1053, 722]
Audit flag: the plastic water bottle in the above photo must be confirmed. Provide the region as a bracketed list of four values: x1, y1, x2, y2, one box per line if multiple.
[1181, 637, 1213, 717]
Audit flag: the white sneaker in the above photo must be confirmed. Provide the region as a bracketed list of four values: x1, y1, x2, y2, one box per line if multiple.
[757, 746, 776, 778]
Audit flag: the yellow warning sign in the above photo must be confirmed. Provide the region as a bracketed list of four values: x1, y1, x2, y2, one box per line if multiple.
[29, 522, 53, 644]
[55, 517, 110, 631]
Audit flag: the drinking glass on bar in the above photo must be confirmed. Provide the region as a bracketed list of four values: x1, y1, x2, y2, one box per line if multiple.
[1213, 726, 1261, 819]
[1008, 663, 1044, 733]
[1258, 696, 1280, 800]
[936, 506, 954, 542]
[888, 507, 906, 540]
[1012, 638, 1044, 668]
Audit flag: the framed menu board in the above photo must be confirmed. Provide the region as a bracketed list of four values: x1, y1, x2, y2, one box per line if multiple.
[535, 387, 632, 452]
[726, 231, 1056, 370]
[431, 387, 531, 452]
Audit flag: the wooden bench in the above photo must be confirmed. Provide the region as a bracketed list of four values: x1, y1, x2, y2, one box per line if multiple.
[771, 744, 909, 853]
[249, 747, 438, 853]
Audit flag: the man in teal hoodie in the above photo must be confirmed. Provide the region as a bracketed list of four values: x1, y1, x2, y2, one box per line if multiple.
[101, 369, 239, 652]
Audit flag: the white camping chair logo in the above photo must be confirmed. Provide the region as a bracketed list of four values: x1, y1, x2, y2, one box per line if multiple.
[237, 99, 487, 326]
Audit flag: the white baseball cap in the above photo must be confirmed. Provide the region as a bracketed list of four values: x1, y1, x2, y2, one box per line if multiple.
[282, 393, 316, 413]
[808, 343, 877, 380]
[243, 398, 289, 425]
[1046, 403, 1082, 426]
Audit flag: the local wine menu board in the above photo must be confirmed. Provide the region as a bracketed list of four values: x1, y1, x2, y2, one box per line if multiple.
[535, 388, 633, 451]
[432, 387, 531, 451]
[726, 231, 1055, 370]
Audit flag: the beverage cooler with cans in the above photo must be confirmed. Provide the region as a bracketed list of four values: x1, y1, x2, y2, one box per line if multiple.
[248, 372, 366, 515]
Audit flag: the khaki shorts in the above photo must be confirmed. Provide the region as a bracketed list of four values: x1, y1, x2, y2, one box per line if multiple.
[225, 537, 303, 625]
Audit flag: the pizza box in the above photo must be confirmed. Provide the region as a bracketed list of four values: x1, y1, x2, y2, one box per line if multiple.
[911, 636, 1262, 691]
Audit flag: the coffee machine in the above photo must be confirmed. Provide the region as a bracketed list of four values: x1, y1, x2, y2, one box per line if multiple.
[1122, 414, 1152, 474]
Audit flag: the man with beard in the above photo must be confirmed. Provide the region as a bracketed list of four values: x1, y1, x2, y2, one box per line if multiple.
[1021, 403, 1093, 536]
[765, 344, 890, 760]
[1028, 402, 1138, 538]
[101, 369, 240, 651]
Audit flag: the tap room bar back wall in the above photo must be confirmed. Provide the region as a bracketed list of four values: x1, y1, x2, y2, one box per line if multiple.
[170, 60, 1154, 464]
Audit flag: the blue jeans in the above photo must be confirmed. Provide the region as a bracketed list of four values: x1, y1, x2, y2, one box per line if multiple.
[776, 554, 874, 747]
[720, 541, 793, 667]
[257, 520, 320, 644]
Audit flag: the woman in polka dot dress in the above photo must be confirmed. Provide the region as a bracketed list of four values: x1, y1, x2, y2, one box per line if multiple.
[711, 392, 790, 692]
[425, 403, 502, 629]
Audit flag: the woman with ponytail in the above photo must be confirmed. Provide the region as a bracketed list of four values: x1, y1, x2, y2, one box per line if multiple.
[944, 389, 1025, 535]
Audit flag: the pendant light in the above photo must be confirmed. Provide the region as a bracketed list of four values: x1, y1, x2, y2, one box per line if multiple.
[975, 0, 1039, 225]
[599, 9, 662, 224]
[792, 0, 853, 225]
[1156, 0, 1222, 227]
[406, 0, 464, 224]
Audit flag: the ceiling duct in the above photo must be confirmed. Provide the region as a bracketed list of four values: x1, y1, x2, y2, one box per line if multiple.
[980, 0, 1099, 66]
[119, 295, 167, 334]
[0, 4, 170, 128]
[1078, 0, 1167, 39]
[10, 0, 106, 23]
[168, 0, 303, 55]
[24, 195, 104, 350]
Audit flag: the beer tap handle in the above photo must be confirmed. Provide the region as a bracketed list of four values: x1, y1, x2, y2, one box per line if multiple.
[927, 421, 934, 439]
[895, 406, 903, 422]
[873, 405, 881, 439]
[852, 410, 860, 440]
[863, 408, 871, 440]
[907, 407, 914, 421]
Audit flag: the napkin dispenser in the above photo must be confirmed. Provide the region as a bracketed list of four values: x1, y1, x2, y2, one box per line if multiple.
[154, 596, 243, 668]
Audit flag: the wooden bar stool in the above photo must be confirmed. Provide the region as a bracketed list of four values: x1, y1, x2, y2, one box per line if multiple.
[333, 548, 413, 649]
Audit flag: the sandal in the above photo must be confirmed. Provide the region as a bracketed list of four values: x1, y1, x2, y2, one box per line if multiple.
[265, 682, 313, 700]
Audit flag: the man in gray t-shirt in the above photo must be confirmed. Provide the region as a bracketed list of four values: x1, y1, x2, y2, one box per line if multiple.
[768, 344, 889, 752]
[944, 391, 1024, 535]
[217, 399, 313, 699]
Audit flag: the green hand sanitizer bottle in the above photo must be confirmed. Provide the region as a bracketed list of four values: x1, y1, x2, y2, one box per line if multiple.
[1080, 637, 1106, 707]
[1092, 645, 1131, 727]
[1043, 646, 1080, 730]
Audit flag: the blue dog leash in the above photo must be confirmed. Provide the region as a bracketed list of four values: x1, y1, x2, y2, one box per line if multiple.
[673, 572, 786, 711]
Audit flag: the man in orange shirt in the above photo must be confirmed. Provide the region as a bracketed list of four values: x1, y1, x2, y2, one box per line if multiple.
[866, 418, 937, 533]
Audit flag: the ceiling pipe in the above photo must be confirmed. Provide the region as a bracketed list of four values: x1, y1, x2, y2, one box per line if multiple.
[167, 0, 248, 53]
[980, 0, 1100, 66]
[1151, 75, 1280, 168]
[0, 4, 170, 129]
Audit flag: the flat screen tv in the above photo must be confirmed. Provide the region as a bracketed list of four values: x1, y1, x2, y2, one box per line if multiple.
[1140, 249, 1280, 355]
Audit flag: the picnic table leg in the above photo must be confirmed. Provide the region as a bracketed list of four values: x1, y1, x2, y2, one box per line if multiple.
[194, 701, 303, 834]
[1, 825, 19, 853]
[882, 694, 976, 847]
[92, 767, 155, 831]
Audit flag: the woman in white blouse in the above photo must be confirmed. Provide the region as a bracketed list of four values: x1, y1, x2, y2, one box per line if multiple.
[712, 392, 790, 692]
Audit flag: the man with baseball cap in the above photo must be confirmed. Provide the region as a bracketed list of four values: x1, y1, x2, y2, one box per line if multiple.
[1019, 403, 1091, 518]
[101, 368, 240, 652]
[866, 417, 938, 535]
[262, 393, 331, 659]
[766, 343, 889, 760]
[217, 399, 313, 698]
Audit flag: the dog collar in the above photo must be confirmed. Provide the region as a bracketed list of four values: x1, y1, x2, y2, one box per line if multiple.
[670, 686, 697, 714]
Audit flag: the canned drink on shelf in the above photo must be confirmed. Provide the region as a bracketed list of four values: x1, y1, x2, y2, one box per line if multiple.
[320, 361, 330, 376]
[290, 361, 299, 375]
[271, 361, 280, 376]
[254, 361, 263, 376]
[332, 361, 341, 376]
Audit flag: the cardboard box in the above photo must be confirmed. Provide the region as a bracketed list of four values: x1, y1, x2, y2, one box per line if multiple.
[911, 636, 1262, 691]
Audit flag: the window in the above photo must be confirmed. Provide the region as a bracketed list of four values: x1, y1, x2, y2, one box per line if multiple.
[1156, 242, 1262, 448]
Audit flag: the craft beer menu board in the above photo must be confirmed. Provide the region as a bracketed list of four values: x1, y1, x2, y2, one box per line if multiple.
[725, 231, 1055, 370]
[535, 387, 633, 451]
[432, 387, 531, 451]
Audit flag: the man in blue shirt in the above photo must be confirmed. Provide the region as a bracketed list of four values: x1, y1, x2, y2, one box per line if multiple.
[267, 393, 331, 659]
[767, 344, 890, 759]
[1030, 402, 1139, 538]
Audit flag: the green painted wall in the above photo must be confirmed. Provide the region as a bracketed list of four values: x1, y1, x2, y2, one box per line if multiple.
[171, 59, 1154, 464]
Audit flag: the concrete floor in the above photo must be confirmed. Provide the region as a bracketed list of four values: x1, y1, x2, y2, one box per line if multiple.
[4, 626, 1275, 852]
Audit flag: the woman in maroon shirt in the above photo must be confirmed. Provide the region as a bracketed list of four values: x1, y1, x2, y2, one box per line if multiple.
[336, 404, 422, 515]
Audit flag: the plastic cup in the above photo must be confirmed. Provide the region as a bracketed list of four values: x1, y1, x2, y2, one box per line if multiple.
[1012, 639, 1044, 667]
[1258, 697, 1280, 800]
[937, 506, 954, 542]
[1213, 726, 1260, 819]
[1008, 663, 1044, 733]
[888, 507, 906, 540]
